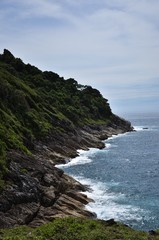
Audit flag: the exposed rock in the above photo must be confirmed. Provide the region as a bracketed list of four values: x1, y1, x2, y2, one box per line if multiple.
[149, 230, 159, 236]
[41, 186, 56, 207]
[0, 150, 95, 228]
[0, 119, 133, 228]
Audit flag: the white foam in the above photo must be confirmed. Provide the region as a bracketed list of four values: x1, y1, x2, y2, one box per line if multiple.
[57, 155, 92, 168]
[71, 175, 147, 224]
[105, 143, 111, 149]
[57, 132, 128, 169]
[107, 135, 120, 140]
[133, 126, 150, 131]
[57, 148, 99, 168]
[107, 132, 128, 141]
[133, 126, 144, 131]
[83, 148, 100, 155]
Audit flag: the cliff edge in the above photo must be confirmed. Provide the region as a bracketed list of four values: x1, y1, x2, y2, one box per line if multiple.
[0, 49, 133, 228]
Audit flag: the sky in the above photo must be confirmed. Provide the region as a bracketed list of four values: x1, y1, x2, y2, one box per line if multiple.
[0, 0, 159, 116]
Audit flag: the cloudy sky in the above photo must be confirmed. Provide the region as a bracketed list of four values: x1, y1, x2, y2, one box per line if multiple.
[0, 0, 159, 116]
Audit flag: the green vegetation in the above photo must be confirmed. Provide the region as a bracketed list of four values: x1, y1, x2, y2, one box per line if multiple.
[0, 49, 112, 181]
[0, 50, 158, 239]
[0, 217, 153, 240]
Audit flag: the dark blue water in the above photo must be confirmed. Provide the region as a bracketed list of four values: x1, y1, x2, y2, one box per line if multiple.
[58, 115, 159, 231]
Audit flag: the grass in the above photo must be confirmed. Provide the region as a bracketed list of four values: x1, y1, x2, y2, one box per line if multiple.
[0, 217, 156, 240]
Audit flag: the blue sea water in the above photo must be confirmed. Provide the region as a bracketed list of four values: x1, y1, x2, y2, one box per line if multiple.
[58, 114, 159, 231]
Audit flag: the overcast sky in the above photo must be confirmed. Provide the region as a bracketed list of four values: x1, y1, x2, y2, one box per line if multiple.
[0, 0, 159, 116]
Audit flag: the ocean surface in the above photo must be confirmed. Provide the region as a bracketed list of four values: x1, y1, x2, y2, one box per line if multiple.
[57, 114, 159, 231]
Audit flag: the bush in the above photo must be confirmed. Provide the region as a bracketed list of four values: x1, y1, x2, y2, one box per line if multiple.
[0, 217, 149, 240]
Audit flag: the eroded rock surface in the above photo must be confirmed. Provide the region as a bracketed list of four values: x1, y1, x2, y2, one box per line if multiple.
[0, 118, 133, 228]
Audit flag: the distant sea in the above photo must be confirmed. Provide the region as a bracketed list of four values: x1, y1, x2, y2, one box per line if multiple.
[58, 114, 159, 231]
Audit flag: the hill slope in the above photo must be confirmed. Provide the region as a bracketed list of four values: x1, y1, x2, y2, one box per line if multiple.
[0, 49, 113, 176]
[0, 49, 133, 228]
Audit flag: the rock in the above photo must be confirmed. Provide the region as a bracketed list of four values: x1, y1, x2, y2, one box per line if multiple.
[149, 230, 159, 236]
[66, 191, 94, 205]
[0, 150, 95, 228]
[105, 219, 116, 226]
[61, 174, 87, 192]
[53, 193, 96, 218]
[43, 173, 60, 187]
[41, 186, 56, 207]
[0, 118, 133, 228]
[0, 202, 40, 228]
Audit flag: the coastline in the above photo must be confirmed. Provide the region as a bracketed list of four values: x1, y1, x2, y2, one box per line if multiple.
[56, 130, 132, 221]
[0, 115, 133, 228]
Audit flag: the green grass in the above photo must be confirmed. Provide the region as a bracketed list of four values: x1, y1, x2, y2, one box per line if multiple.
[0, 217, 154, 240]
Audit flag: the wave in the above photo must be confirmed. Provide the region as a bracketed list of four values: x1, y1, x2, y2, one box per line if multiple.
[106, 132, 128, 141]
[71, 175, 149, 227]
[105, 143, 112, 149]
[56, 127, 157, 230]
[56, 124, 159, 231]
[57, 132, 126, 169]
[57, 131, 129, 169]
[57, 148, 100, 168]
[133, 126, 145, 131]
[133, 125, 153, 131]
[57, 155, 92, 168]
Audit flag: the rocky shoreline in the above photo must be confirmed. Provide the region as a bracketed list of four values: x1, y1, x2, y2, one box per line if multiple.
[0, 115, 133, 228]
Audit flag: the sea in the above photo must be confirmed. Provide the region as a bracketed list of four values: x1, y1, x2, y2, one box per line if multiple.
[57, 114, 159, 231]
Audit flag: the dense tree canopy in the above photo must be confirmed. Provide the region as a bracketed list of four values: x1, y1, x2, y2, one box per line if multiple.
[0, 49, 112, 182]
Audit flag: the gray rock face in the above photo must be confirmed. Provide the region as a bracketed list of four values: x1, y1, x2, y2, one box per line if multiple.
[0, 119, 133, 228]
[0, 152, 94, 228]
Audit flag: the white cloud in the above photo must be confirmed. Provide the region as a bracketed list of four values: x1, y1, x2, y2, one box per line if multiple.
[0, 0, 159, 114]
[4, 0, 61, 17]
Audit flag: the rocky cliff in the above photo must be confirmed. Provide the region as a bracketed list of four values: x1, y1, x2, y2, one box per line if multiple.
[0, 49, 133, 228]
[0, 118, 133, 228]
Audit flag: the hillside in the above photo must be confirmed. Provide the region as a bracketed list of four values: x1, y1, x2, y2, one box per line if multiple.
[0, 49, 133, 228]
[0, 49, 113, 178]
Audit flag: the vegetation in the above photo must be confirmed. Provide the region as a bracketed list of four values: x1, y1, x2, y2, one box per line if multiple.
[0, 51, 158, 239]
[0, 49, 112, 182]
[0, 217, 153, 240]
